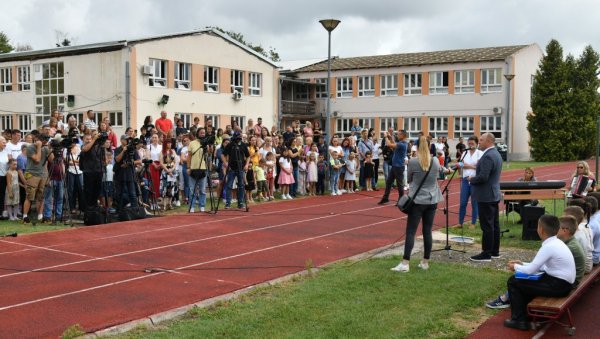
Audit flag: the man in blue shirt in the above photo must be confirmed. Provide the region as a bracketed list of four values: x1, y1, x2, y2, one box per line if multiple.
[378, 130, 408, 205]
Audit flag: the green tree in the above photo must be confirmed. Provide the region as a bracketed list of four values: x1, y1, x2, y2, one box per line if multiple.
[208, 26, 280, 62]
[572, 45, 600, 159]
[0, 31, 14, 53]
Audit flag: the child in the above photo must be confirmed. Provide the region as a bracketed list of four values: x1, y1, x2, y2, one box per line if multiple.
[265, 152, 276, 200]
[254, 158, 268, 201]
[297, 152, 307, 196]
[246, 161, 256, 203]
[306, 152, 318, 196]
[100, 152, 114, 213]
[344, 153, 357, 193]
[363, 151, 375, 191]
[329, 151, 343, 196]
[5, 159, 20, 221]
[278, 148, 295, 199]
[160, 141, 179, 210]
[316, 154, 327, 195]
[436, 150, 447, 180]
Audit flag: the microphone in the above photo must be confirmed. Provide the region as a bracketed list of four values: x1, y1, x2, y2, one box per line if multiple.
[450, 162, 464, 171]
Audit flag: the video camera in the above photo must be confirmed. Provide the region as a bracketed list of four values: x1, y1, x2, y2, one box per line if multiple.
[199, 135, 215, 148]
[125, 137, 142, 159]
[95, 131, 109, 145]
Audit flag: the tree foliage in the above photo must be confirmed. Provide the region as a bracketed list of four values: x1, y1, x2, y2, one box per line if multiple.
[208, 26, 281, 62]
[0, 31, 14, 53]
[528, 40, 600, 161]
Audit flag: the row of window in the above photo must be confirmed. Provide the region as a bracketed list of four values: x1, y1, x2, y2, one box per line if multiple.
[315, 68, 503, 98]
[334, 116, 502, 139]
[0, 66, 31, 92]
[0, 111, 124, 133]
[148, 59, 262, 96]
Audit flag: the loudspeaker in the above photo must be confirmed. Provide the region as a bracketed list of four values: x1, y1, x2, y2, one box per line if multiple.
[521, 205, 545, 240]
[158, 94, 169, 106]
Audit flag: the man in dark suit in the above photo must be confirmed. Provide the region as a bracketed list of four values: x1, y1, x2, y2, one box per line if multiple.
[468, 133, 503, 262]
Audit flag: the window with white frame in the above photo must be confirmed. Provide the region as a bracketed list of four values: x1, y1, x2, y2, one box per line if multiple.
[70, 112, 85, 124]
[0, 68, 12, 92]
[454, 70, 474, 93]
[380, 117, 397, 138]
[19, 114, 32, 132]
[315, 78, 328, 98]
[231, 70, 244, 93]
[109, 111, 124, 127]
[454, 116, 474, 137]
[336, 118, 353, 137]
[231, 115, 246, 129]
[359, 118, 375, 131]
[428, 117, 448, 138]
[380, 74, 398, 96]
[204, 114, 219, 129]
[403, 117, 422, 139]
[336, 77, 353, 98]
[404, 73, 422, 95]
[174, 62, 191, 90]
[429, 71, 448, 94]
[18, 66, 30, 91]
[34, 62, 65, 116]
[204, 66, 219, 92]
[149, 58, 167, 88]
[481, 68, 502, 93]
[0, 115, 12, 130]
[480, 116, 502, 139]
[249, 72, 261, 96]
[179, 113, 192, 128]
[358, 75, 375, 97]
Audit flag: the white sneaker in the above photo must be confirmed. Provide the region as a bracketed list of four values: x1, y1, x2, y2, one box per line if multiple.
[38, 214, 43, 220]
[200, 207, 205, 212]
[391, 262, 409, 272]
[340, 189, 347, 193]
[287, 194, 293, 199]
[175, 201, 181, 207]
[336, 190, 343, 195]
[281, 195, 288, 200]
[418, 261, 429, 270]
[331, 192, 337, 196]
[189, 208, 195, 213]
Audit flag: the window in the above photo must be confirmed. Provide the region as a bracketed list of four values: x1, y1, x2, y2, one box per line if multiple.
[231, 70, 244, 93]
[249, 72, 261, 96]
[18, 66, 30, 91]
[174, 62, 191, 90]
[428, 117, 448, 138]
[481, 68, 502, 93]
[34, 62, 65, 116]
[315, 78, 328, 98]
[335, 118, 374, 137]
[358, 76, 375, 97]
[204, 66, 219, 92]
[336, 77, 353, 98]
[0, 115, 12, 130]
[455, 70, 474, 93]
[380, 74, 398, 96]
[179, 113, 192, 128]
[71, 112, 85, 124]
[204, 114, 219, 129]
[0, 68, 12, 92]
[19, 114, 32, 132]
[481, 116, 502, 139]
[404, 73, 422, 95]
[380, 117, 397, 138]
[403, 117, 422, 139]
[294, 83, 309, 100]
[149, 59, 167, 88]
[231, 115, 246, 129]
[109, 111, 124, 127]
[429, 71, 448, 94]
[454, 116, 474, 137]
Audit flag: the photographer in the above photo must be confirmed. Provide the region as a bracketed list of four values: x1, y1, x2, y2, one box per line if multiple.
[186, 128, 212, 213]
[41, 135, 67, 223]
[221, 131, 250, 209]
[22, 130, 54, 224]
[114, 135, 142, 212]
[80, 132, 106, 210]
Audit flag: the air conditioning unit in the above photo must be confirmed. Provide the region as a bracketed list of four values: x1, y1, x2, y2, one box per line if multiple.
[333, 111, 339, 117]
[142, 65, 153, 76]
[493, 107, 503, 115]
[232, 90, 243, 100]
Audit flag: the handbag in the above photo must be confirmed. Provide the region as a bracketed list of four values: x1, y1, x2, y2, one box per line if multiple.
[397, 158, 434, 214]
[190, 169, 206, 180]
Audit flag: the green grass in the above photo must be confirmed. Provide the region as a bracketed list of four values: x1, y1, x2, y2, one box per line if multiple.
[0, 220, 70, 236]
[113, 258, 509, 339]
[502, 161, 561, 171]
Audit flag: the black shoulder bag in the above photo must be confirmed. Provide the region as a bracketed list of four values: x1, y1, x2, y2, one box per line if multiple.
[397, 158, 434, 214]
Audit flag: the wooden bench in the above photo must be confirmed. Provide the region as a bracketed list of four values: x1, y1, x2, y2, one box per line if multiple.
[527, 265, 600, 335]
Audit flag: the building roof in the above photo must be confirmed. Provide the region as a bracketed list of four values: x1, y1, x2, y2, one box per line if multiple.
[277, 58, 328, 72]
[0, 29, 278, 67]
[295, 45, 530, 72]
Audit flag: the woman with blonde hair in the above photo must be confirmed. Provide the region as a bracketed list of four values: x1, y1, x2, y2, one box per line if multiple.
[391, 135, 447, 273]
[568, 161, 596, 197]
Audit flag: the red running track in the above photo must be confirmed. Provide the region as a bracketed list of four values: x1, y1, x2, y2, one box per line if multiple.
[0, 161, 588, 338]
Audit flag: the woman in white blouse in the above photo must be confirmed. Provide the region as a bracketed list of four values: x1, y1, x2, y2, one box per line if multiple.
[146, 134, 163, 202]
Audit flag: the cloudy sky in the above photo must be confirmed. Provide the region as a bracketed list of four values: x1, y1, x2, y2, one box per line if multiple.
[2, 0, 599, 61]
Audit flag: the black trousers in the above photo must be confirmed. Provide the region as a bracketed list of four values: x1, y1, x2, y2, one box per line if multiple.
[403, 203, 437, 260]
[507, 274, 572, 321]
[478, 201, 500, 255]
[83, 172, 103, 208]
[382, 166, 404, 201]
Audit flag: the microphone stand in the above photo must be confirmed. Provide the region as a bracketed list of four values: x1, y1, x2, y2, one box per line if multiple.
[432, 150, 469, 257]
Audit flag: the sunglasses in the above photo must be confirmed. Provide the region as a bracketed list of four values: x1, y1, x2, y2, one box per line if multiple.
[578, 166, 584, 169]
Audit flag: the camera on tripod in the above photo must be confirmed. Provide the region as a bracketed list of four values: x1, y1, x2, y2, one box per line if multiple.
[96, 131, 109, 145]
[142, 158, 153, 166]
[200, 135, 215, 148]
[125, 137, 142, 160]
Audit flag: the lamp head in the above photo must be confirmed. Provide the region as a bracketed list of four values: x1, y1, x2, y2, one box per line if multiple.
[319, 19, 341, 32]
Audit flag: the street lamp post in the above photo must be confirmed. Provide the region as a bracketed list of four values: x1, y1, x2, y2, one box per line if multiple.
[319, 19, 340, 158]
[504, 73, 514, 166]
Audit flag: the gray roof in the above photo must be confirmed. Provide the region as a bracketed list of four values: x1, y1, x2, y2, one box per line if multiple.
[296, 45, 530, 72]
[0, 29, 278, 67]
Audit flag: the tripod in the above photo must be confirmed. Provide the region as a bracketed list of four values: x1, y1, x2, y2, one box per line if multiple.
[188, 144, 217, 213]
[45, 147, 72, 226]
[432, 151, 468, 257]
[214, 141, 249, 213]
